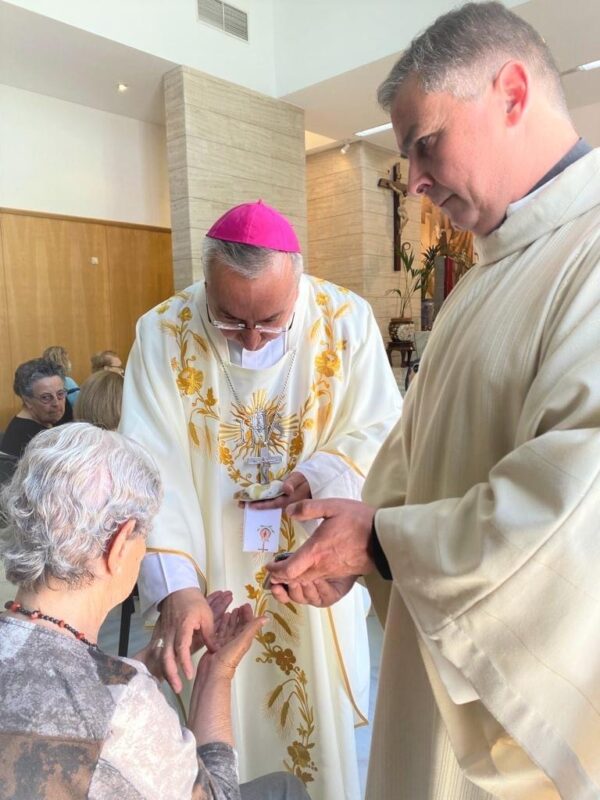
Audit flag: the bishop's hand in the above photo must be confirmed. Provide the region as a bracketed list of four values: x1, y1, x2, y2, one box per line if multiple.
[149, 587, 223, 694]
[243, 470, 311, 511]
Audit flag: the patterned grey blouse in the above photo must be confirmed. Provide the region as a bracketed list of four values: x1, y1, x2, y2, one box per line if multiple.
[0, 616, 240, 799]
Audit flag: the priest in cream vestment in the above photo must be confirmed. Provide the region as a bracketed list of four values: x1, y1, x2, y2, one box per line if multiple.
[120, 200, 402, 799]
[266, 5, 600, 799]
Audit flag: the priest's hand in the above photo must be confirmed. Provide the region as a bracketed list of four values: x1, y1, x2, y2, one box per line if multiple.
[245, 470, 311, 511]
[270, 575, 358, 607]
[156, 587, 220, 694]
[265, 498, 377, 601]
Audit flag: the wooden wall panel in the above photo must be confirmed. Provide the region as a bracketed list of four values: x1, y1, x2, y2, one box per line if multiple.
[0, 210, 172, 430]
[106, 226, 174, 363]
[0, 218, 17, 426]
[1, 213, 111, 414]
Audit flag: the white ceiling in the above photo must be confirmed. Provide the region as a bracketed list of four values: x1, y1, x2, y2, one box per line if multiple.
[1, 0, 598, 147]
[283, 0, 600, 152]
[0, 1, 176, 125]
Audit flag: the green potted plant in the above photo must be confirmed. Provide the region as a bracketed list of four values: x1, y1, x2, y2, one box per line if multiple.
[386, 242, 427, 343]
[419, 243, 441, 330]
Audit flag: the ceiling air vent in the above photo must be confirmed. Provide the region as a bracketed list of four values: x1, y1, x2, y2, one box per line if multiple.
[198, 0, 249, 41]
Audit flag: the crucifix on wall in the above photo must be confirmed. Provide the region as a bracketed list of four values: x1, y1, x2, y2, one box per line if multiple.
[377, 162, 408, 272]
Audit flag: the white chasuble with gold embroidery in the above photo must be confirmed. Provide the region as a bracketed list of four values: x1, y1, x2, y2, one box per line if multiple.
[121, 274, 402, 799]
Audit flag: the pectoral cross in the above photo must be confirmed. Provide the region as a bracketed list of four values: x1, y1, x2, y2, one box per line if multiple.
[246, 445, 282, 484]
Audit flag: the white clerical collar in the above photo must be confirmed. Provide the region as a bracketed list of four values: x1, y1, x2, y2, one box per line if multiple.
[506, 174, 560, 218]
[507, 139, 591, 218]
[227, 333, 287, 369]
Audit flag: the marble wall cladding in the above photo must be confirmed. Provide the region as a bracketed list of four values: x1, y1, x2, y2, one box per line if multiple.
[165, 66, 307, 288]
[306, 142, 422, 340]
[306, 150, 364, 295]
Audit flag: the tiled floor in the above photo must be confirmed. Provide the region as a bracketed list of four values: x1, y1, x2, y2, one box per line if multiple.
[98, 603, 384, 799]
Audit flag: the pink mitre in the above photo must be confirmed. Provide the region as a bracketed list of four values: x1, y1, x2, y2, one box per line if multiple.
[206, 200, 301, 253]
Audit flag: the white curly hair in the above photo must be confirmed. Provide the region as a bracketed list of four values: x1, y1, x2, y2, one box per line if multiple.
[0, 423, 162, 591]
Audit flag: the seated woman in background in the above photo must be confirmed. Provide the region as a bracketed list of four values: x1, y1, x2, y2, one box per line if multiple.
[0, 423, 308, 800]
[42, 345, 80, 407]
[75, 369, 124, 430]
[1, 358, 72, 460]
[90, 349, 124, 376]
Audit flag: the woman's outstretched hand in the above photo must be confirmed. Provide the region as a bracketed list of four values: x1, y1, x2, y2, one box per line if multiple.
[188, 603, 267, 747]
[196, 603, 267, 682]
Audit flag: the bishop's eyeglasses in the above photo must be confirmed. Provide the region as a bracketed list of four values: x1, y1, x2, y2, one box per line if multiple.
[206, 301, 295, 336]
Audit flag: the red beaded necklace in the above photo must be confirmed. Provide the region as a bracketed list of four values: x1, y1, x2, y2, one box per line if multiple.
[4, 600, 98, 648]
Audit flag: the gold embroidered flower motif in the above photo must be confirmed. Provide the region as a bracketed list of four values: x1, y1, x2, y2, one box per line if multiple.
[315, 350, 340, 378]
[275, 647, 297, 675]
[177, 367, 203, 395]
[289, 432, 304, 458]
[315, 292, 329, 307]
[178, 307, 192, 322]
[287, 741, 312, 769]
[218, 442, 234, 466]
[255, 567, 267, 586]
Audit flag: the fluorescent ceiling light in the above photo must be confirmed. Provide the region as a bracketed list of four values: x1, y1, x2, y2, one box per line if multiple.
[577, 59, 600, 71]
[117, 83, 129, 93]
[355, 122, 393, 137]
[561, 59, 600, 76]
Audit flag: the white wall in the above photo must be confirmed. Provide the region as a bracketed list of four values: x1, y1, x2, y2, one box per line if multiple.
[571, 101, 600, 148]
[272, 0, 523, 96]
[5, 0, 277, 96]
[0, 84, 170, 226]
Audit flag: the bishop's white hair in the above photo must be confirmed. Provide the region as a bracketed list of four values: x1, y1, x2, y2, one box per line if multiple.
[202, 238, 303, 282]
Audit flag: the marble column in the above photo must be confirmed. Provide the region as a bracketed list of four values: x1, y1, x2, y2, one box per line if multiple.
[307, 141, 422, 338]
[164, 66, 307, 289]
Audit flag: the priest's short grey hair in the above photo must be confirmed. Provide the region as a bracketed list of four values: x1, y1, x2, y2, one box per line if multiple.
[202, 238, 303, 282]
[0, 423, 162, 592]
[377, 1, 568, 116]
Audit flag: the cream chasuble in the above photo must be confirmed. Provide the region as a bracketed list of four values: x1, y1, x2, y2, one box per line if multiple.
[364, 149, 600, 800]
[121, 274, 402, 799]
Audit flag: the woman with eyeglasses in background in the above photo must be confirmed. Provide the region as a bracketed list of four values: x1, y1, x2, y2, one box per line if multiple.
[1, 358, 73, 460]
[42, 345, 80, 407]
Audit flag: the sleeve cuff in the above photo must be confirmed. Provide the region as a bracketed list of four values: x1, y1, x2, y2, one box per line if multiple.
[368, 520, 392, 580]
[138, 553, 200, 617]
[196, 742, 239, 794]
[296, 451, 363, 499]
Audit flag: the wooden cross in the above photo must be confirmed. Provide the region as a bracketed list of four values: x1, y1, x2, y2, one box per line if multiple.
[378, 162, 408, 272]
[246, 446, 282, 484]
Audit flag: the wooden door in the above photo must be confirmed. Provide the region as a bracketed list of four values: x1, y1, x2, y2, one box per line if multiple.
[0, 212, 112, 424]
[0, 210, 173, 429]
[106, 226, 173, 364]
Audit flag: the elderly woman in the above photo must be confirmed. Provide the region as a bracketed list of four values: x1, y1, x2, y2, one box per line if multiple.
[0, 424, 308, 800]
[2, 358, 72, 460]
[90, 349, 124, 375]
[75, 369, 124, 430]
[42, 345, 80, 407]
